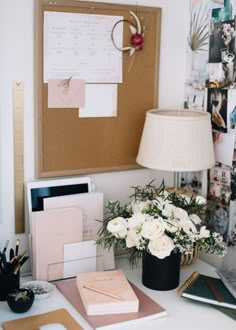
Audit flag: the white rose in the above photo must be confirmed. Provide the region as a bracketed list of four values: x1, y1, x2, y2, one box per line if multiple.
[162, 203, 176, 218]
[181, 219, 197, 235]
[127, 213, 146, 229]
[107, 217, 127, 238]
[141, 217, 165, 240]
[199, 225, 210, 239]
[164, 220, 178, 233]
[173, 207, 189, 221]
[195, 195, 206, 205]
[131, 200, 151, 213]
[189, 214, 202, 225]
[148, 235, 174, 259]
[126, 229, 142, 248]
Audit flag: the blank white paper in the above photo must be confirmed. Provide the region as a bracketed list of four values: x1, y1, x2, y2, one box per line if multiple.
[79, 84, 117, 118]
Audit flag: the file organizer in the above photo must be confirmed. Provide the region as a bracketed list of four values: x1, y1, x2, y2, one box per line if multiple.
[47, 253, 104, 281]
[43, 191, 115, 271]
[31, 206, 83, 281]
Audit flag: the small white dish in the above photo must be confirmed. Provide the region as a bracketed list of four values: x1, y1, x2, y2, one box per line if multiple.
[21, 281, 55, 299]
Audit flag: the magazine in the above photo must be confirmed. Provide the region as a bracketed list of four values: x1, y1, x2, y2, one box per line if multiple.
[216, 267, 236, 300]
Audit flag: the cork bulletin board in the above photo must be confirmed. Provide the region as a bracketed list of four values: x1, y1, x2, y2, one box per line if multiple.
[35, 0, 161, 178]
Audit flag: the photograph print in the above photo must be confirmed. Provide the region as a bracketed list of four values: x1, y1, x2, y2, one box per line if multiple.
[209, 165, 231, 206]
[209, 19, 236, 64]
[227, 88, 236, 129]
[207, 88, 228, 132]
[205, 62, 236, 88]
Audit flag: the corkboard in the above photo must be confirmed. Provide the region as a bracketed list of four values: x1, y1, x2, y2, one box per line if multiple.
[35, 0, 161, 178]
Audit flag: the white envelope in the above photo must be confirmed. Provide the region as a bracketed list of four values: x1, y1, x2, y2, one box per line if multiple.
[63, 240, 99, 278]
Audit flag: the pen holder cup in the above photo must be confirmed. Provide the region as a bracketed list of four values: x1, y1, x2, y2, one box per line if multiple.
[0, 268, 20, 301]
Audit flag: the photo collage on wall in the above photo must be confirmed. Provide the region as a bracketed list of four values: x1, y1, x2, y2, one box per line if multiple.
[179, 171, 203, 194]
[206, 0, 236, 245]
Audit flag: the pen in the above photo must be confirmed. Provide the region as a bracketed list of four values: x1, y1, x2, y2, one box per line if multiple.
[19, 255, 29, 267]
[10, 250, 27, 268]
[2, 240, 9, 254]
[83, 285, 123, 301]
[0, 252, 7, 273]
[0, 253, 4, 273]
[9, 248, 14, 261]
[13, 255, 29, 274]
[15, 238, 20, 256]
[13, 263, 21, 275]
[10, 250, 27, 274]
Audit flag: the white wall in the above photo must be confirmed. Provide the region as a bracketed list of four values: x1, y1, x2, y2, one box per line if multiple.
[0, 0, 191, 273]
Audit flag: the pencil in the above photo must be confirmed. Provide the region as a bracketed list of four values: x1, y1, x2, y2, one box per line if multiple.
[83, 285, 123, 301]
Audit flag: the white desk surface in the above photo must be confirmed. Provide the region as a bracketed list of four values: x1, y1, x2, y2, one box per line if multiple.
[0, 258, 235, 330]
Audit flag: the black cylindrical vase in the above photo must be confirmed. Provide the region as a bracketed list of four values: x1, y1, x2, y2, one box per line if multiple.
[142, 251, 181, 291]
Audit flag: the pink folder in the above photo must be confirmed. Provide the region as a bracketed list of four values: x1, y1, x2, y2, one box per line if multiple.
[31, 207, 83, 281]
[43, 192, 115, 271]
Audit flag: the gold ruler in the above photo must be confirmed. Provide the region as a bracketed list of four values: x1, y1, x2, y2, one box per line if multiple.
[13, 81, 25, 233]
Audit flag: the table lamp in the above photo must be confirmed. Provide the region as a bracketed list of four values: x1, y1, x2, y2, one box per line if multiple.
[136, 109, 215, 189]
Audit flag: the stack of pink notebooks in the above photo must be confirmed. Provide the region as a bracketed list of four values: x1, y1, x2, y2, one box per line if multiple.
[56, 275, 167, 329]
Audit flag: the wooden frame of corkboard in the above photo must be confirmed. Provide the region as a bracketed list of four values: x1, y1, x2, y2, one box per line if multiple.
[35, 0, 161, 178]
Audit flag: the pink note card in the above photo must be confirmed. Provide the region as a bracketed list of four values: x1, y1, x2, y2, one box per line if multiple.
[48, 78, 85, 108]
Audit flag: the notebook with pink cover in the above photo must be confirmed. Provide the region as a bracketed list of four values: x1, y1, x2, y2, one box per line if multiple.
[43, 192, 103, 242]
[56, 276, 167, 330]
[76, 269, 139, 315]
[31, 207, 83, 281]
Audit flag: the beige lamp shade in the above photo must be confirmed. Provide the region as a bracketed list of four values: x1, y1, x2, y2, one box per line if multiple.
[136, 109, 215, 172]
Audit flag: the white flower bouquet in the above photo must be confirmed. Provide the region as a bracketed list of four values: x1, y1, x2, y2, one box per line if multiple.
[97, 181, 227, 265]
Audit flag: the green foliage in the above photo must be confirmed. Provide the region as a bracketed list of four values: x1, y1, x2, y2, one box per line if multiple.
[129, 179, 165, 201]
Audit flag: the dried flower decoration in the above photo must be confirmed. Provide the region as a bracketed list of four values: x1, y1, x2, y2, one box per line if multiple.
[111, 11, 145, 57]
[58, 76, 72, 95]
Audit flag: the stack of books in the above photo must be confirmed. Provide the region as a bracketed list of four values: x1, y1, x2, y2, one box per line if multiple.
[56, 269, 167, 329]
[177, 269, 236, 320]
